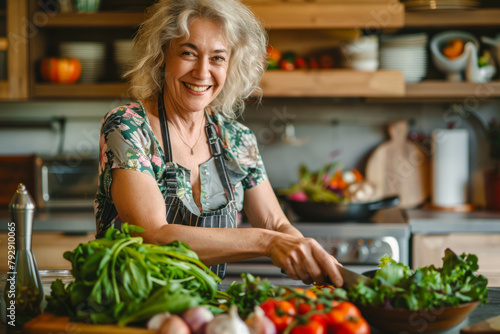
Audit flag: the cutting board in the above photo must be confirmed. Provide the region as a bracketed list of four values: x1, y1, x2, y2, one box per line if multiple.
[365, 120, 430, 208]
[461, 314, 500, 333]
[23, 313, 154, 334]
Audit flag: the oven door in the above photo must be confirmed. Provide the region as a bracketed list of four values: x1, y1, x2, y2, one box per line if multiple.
[38, 157, 98, 209]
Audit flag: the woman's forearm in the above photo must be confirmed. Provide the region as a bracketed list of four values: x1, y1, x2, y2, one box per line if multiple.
[144, 223, 279, 266]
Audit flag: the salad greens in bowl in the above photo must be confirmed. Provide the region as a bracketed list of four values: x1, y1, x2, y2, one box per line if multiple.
[335, 249, 488, 334]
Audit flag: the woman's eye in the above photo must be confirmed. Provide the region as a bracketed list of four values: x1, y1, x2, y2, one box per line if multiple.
[212, 56, 225, 62]
[181, 51, 195, 57]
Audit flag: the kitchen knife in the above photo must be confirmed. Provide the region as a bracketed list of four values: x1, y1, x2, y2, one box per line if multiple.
[332, 264, 371, 289]
[280, 265, 371, 288]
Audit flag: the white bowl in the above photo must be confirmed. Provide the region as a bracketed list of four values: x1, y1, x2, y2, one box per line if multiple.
[430, 30, 479, 81]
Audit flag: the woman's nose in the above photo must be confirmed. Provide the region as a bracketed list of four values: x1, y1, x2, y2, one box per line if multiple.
[192, 57, 211, 80]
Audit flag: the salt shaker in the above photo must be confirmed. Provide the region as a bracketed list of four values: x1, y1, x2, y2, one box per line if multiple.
[4, 184, 43, 330]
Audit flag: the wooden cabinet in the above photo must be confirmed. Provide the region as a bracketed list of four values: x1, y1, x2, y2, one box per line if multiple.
[8, 1, 500, 100]
[0, 232, 95, 273]
[412, 233, 500, 287]
[0, 0, 29, 100]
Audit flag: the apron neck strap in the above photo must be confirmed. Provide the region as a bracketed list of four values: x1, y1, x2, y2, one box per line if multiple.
[158, 90, 173, 163]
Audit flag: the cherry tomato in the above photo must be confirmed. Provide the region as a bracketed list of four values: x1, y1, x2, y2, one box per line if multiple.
[290, 317, 326, 334]
[319, 54, 334, 69]
[280, 59, 295, 71]
[333, 316, 370, 334]
[308, 56, 319, 69]
[294, 56, 307, 69]
[286, 288, 317, 315]
[260, 299, 297, 333]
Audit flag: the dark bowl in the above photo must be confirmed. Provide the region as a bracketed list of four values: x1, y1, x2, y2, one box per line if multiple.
[357, 301, 479, 334]
[285, 196, 400, 222]
[358, 269, 479, 333]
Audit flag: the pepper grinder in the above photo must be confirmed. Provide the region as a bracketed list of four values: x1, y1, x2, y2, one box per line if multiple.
[4, 184, 43, 330]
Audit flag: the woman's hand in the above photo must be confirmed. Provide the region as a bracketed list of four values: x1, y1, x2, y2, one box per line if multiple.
[265, 233, 343, 286]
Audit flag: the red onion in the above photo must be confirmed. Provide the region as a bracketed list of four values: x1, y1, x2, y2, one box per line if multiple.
[182, 305, 214, 334]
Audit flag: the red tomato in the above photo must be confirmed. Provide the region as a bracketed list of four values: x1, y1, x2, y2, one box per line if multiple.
[41, 57, 81, 84]
[308, 56, 319, 69]
[280, 59, 295, 71]
[290, 317, 326, 334]
[323, 302, 365, 334]
[286, 288, 317, 315]
[319, 54, 335, 69]
[333, 316, 370, 334]
[294, 56, 307, 69]
[260, 299, 297, 333]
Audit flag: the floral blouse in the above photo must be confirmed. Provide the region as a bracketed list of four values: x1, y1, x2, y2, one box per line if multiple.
[94, 102, 267, 233]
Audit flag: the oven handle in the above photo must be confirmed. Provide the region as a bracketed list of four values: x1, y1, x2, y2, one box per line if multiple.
[41, 165, 50, 202]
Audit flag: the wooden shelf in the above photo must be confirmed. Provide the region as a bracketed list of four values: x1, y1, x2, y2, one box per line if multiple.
[33, 83, 129, 98]
[250, 3, 405, 29]
[406, 81, 500, 98]
[40, 2, 405, 29]
[41, 11, 146, 27]
[405, 9, 500, 27]
[32, 71, 406, 99]
[260, 70, 405, 97]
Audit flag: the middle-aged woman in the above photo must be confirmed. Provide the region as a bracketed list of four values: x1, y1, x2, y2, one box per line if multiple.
[94, 0, 343, 286]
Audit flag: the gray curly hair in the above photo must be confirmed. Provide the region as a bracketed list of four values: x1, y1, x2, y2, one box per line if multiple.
[126, 0, 268, 120]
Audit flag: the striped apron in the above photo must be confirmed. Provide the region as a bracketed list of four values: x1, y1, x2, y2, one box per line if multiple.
[158, 91, 238, 279]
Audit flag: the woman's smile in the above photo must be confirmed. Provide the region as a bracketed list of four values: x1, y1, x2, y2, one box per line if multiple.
[183, 82, 212, 93]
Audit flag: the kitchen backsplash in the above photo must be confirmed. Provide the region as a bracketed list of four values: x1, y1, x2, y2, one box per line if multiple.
[0, 99, 498, 206]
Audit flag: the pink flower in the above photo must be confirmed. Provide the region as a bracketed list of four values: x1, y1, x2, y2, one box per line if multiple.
[152, 155, 162, 167]
[138, 155, 151, 167]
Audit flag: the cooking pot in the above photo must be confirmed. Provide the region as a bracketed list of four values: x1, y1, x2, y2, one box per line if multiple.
[285, 195, 400, 222]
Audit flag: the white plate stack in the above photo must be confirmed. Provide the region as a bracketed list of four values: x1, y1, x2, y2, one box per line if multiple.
[59, 41, 106, 83]
[113, 40, 135, 77]
[379, 33, 428, 83]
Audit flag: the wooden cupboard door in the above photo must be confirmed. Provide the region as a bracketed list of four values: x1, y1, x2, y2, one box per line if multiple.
[0, 232, 95, 273]
[412, 233, 500, 287]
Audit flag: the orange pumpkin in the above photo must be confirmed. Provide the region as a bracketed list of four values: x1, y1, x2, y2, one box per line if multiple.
[41, 57, 82, 83]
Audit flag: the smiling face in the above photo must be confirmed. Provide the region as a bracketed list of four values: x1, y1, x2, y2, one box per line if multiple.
[163, 18, 231, 114]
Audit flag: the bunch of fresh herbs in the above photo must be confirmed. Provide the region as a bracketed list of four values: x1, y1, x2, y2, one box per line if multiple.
[335, 249, 488, 310]
[45, 223, 220, 326]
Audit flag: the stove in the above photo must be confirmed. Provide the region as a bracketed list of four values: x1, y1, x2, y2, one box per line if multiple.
[224, 208, 410, 285]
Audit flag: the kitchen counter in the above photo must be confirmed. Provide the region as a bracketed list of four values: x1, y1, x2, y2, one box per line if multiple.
[407, 209, 500, 234]
[0, 209, 96, 233]
[2, 283, 497, 334]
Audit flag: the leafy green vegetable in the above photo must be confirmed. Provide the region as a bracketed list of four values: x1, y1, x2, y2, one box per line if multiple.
[338, 249, 488, 310]
[45, 223, 220, 326]
[222, 273, 278, 319]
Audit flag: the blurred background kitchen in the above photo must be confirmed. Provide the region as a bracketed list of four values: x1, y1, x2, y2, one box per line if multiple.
[1, 0, 500, 285]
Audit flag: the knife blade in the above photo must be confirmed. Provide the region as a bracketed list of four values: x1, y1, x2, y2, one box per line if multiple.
[280, 265, 372, 288]
[333, 264, 371, 289]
